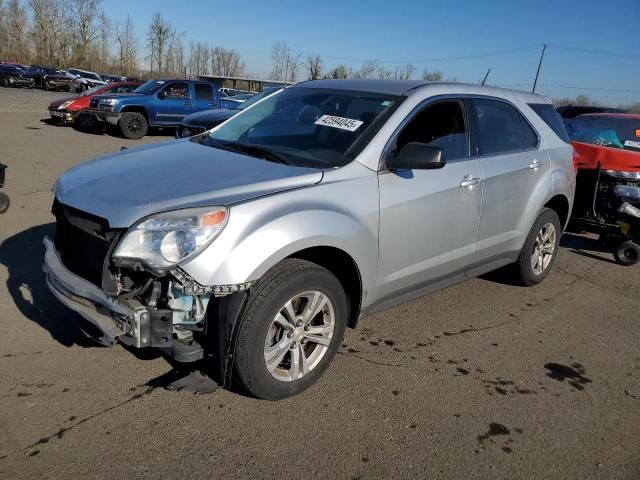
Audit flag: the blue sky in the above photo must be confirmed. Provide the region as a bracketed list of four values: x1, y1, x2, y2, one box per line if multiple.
[106, 0, 640, 106]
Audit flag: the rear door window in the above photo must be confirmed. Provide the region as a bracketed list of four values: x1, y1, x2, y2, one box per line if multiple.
[529, 103, 570, 142]
[195, 84, 214, 100]
[471, 99, 538, 156]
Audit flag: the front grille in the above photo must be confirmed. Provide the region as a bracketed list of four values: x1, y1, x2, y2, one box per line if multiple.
[53, 201, 120, 288]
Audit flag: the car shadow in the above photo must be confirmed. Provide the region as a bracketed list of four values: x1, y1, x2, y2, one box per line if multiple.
[559, 233, 617, 265]
[0, 223, 98, 347]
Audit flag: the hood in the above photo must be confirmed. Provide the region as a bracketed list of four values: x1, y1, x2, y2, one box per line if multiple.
[49, 95, 77, 109]
[93, 92, 143, 103]
[45, 74, 71, 80]
[182, 109, 237, 127]
[55, 139, 324, 228]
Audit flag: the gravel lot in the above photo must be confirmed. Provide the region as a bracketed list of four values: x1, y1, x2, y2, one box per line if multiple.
[0, 87, 639, 480]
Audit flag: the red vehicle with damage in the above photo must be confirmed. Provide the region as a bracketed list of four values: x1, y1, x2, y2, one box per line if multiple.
[565, 113, 640, 265]
[48, 81, 141, 128]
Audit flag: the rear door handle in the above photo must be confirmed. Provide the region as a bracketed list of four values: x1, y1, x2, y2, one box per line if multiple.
[529, 159, 542, 169]
[460, 176, 480, 188]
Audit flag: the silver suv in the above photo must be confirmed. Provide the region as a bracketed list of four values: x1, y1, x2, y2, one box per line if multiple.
[44, 80, 575, 399]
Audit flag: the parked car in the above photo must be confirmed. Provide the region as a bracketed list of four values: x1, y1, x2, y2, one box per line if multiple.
[556, 105, 628, 119]
[176, 87, 282, 138]
[44, 80, 574, 399]
[42, 70, 74, 91]
[219, 93, 254, 110]
[101, 74, 127, 83]
[0, 65, 35, 88]
[565, 113, 640, 265]
[88, 79, 221, 139]
[21, 65, 59, 88]
[67, 67, 107, 92]
[48, 81, 143, 128]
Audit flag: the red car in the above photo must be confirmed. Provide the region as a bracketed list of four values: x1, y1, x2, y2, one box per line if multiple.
[565, 113, 640, 265]
[48, 81, 142, 128]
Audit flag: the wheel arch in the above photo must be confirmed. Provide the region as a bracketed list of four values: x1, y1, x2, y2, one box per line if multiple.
[544, 194, 571, 230]
[120, 105, 149, 120]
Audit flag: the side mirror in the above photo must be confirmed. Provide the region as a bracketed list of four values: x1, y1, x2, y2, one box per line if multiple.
[388, 142, 446, 170]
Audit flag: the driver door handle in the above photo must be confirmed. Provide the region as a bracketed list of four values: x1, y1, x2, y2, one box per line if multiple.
[529, 159, 542, 169]
[460, 176, 480, 188]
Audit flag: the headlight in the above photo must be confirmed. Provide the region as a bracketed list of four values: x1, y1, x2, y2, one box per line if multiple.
[58, 100, 74, 110]
[112, 207, 228, 272]
[604, 170, 640, 181]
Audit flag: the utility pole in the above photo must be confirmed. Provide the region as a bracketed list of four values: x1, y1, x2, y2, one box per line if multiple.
[532, 43, 547, 93]
[481, 68, 491, 86]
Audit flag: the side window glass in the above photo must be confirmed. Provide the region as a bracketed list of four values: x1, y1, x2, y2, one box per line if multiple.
[395, 101, 468, 161]
[163, 83, 189, 98]
[195, 84, 213, 100]
[472, 99, 534, 155]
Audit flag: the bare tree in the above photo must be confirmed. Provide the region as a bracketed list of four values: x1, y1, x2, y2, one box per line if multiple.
[146, 12, 177, 75]
[211, 46, 244, 77]
[4, 0, 29, 63]
[116, 15, 138, 76]
[325, 64, 351, 79]
[306, 54, 322, 80]
[394, 63, 415, 80]
[352, 59, 379, 79]
[69, 0, 106, 66]
[422, 69, 443, 81]
[270, 41, 289, 81]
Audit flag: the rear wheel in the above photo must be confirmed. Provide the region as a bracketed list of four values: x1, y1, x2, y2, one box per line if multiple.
[514, 208, 561, 286]
[118, 112, 148, 139]
[232, 259, 347, 400]
[613, 241, 640, 266]
[73, 112, 96, 130]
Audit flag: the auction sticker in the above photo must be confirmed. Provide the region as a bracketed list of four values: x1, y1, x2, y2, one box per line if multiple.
[624, 140, 640, 149]
[315, 115, 363, 132]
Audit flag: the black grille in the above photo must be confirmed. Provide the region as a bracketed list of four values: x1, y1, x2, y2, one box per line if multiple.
[53, 201, 119, 288]
[89, 98, 100, 108]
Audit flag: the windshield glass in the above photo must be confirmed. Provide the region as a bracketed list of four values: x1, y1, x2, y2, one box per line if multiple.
[237, 88, 281, 111]
[133, 80, 166, 94]
[201, 87, 399, 168]
[565, 115, 640, 152]
[80, 84, 106, 96]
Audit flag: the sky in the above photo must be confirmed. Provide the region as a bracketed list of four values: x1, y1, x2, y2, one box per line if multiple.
[105, 0, 640, 106]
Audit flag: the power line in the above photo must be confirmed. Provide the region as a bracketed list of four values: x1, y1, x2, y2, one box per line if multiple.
[548, 44, 640, 61]
[539, 83, 640, 95]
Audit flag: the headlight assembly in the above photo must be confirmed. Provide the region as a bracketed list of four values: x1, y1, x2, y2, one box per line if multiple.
[113, 207, 228, 273]
[58, 100, 74, 110]
[604, 170, 640, 181]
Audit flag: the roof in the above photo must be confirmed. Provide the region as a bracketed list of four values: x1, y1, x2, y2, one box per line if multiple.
[292, 79, 550, 103]
[577, 113, 640, 120]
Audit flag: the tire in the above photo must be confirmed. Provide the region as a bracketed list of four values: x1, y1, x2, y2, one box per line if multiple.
[232, 258, 348, 400]
[613, 241, 640, 266]
[73, 112, 96, 130]
[514, 208, 561, 286]
[0, 192, 10, 214]
[1, 78, 8, 88]
[118, 112, 148, 139]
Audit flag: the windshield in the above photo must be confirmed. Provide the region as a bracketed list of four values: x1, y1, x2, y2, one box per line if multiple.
[133, 80, 166, 94]
[201, 87, 400, 168]
[237, 88, 281, 110]
[80, 84, 106, 96]
[566, 115, 640, 153]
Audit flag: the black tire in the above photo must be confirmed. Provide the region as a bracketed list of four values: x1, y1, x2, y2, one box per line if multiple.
[0, 78, 8, 88]
[514, 208, 561, 286]
[232, 258, 348, 400]
[0, 192, 10, 214]
[73, 112, 96, 130]
[118, 112, 148, 139]
[613, 241, 640, 266]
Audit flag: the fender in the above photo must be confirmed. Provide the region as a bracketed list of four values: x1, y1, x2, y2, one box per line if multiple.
[180, 171, 380, 304]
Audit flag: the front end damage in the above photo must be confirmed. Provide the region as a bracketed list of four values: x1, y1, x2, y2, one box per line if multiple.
[43, 201, 251, 384]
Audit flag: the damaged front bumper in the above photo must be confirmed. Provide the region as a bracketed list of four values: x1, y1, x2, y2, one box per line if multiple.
[43, 236, 198, 360]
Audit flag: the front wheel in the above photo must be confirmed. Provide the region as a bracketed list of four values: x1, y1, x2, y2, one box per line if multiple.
[514, 208, 561, 286]
[232, 259, 348, 400]
[0, 192, 10, 214]
[118, 112, 148, 139]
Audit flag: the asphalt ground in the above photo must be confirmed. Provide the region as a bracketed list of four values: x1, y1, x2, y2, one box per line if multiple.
[0, 87, 638, 480]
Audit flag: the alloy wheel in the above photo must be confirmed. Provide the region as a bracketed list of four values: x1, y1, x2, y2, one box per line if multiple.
[531, 222, 557, 275]
[264, 290, 335, 382]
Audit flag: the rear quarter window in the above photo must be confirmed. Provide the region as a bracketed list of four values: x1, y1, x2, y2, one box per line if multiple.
[529, 103, 570, 143]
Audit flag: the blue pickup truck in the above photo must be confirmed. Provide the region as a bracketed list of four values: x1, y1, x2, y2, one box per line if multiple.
[89, 79, 220, 139]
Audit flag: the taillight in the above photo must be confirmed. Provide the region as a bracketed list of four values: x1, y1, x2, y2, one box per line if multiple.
[572, 149, 580, 174]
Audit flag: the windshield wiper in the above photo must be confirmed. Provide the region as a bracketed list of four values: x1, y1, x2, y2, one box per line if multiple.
[217, 142, 290, 165]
